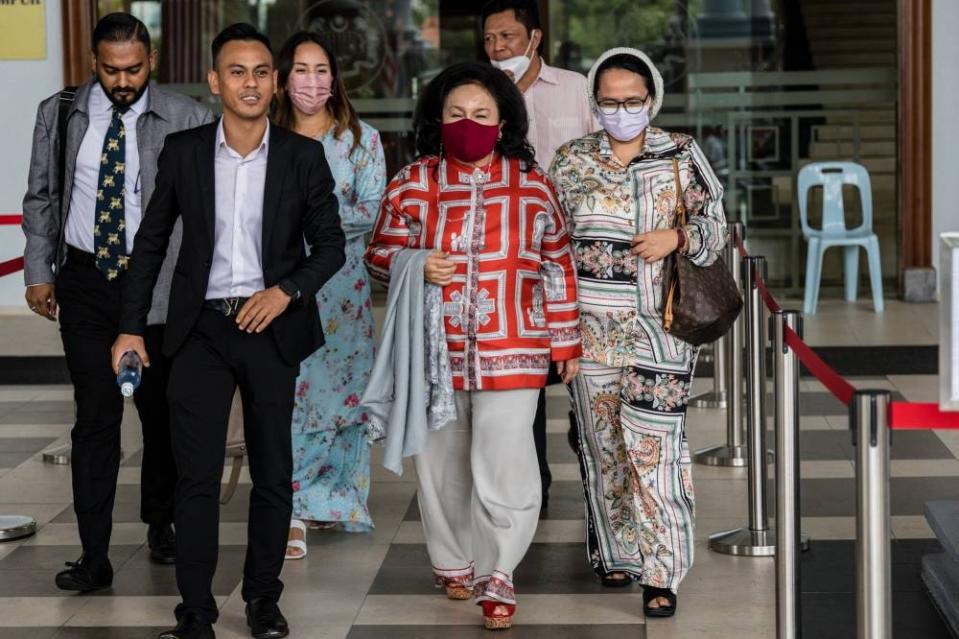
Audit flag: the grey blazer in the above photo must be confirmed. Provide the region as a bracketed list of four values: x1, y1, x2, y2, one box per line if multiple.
[22, 78, 213, 325]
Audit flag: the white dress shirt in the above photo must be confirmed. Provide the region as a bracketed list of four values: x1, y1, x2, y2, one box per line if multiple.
[206, 119, 269, 300]
[65, 83, 147, 254]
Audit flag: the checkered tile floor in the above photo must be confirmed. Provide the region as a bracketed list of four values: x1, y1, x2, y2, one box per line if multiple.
[0, 368, 952, 638]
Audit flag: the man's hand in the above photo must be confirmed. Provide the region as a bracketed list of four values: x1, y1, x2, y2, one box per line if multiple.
[556, 358, 580, 384]
[236, 286, 292, 333]
[112, 333, 149, 375]
[25, 284, 57, 321]
[424, 251, 456, 286]
[631, 229, 680, 263]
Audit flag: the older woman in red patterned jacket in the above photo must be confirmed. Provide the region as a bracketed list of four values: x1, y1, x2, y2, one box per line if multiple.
[365, 62, 581, 631]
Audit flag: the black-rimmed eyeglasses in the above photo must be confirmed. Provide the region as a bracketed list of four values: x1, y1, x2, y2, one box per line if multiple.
[596, 97, 649, 115]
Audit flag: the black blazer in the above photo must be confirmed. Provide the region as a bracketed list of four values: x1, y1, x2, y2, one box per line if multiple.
[119, 120, 345, 365]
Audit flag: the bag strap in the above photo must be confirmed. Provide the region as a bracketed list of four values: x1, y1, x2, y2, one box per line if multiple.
[672, 156, 687, 226]
[663, 156, 684, 332]
[55, 86, 77, 268]
[57, 87, 77, 199]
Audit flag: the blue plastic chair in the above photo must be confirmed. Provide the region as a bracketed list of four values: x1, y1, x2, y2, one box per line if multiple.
[797, 161, 884, 315]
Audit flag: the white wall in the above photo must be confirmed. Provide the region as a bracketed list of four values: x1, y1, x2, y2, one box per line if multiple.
[0, 0, 63, 310]
[933, 0, 959, 282]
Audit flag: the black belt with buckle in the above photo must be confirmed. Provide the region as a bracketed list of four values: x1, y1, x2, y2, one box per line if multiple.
[204, 297, 249, 317]
[66, 245, 97, 267]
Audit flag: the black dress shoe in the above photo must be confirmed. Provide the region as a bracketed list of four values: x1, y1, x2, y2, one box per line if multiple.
[245, 599, 289, 639]
[54, 555, 112, 592]
[148, 523, 176, 565]
[157, 613, 215, 639]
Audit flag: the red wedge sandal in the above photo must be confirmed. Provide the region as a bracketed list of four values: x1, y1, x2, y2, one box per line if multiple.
[445, 584, 473, 600]
[481, 601, 516, 630]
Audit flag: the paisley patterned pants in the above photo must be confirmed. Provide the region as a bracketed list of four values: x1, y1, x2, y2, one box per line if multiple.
[568, 359, 696, 592]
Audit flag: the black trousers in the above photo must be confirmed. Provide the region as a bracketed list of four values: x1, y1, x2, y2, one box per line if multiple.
[56, 253, 177, 562]
[533, 364, 563, 500]
[167, 309, 297, 623]
[534, 365, 581, 503]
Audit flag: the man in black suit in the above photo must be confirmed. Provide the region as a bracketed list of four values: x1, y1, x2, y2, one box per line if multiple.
[112, 24, 344, 639]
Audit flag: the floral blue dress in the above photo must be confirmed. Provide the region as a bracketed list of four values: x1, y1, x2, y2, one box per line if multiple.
[291, 120, 386, 531]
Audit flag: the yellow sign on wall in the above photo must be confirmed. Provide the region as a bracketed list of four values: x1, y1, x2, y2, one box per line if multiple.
[0, 0, 46, 60]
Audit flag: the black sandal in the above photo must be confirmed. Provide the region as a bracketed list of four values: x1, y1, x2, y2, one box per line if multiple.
[601, 571, 632, 587]
[643, 586, 677, 618]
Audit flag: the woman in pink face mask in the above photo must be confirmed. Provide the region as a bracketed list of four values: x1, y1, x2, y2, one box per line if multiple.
[364, 62, 582, 631]
[273, 33, 386, 558]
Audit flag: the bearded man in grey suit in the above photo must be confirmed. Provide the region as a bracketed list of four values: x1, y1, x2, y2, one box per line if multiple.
[21, 12, 212, 591]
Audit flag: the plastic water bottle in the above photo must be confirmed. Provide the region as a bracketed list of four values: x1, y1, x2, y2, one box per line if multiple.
[116, 351, 143, 398]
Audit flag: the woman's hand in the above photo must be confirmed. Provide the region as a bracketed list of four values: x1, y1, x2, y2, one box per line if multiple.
[631, 229, 679, 263]
[425, 251, 456, 286]
[556, 358, 580, 384]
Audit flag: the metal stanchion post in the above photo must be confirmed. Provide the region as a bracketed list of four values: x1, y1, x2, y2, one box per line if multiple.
[694, 222, 746, 466]
[709, 255, 775, 555]
[0, 515, 37, 541]
[687, 343, 715, 405]
[697, 342, 715, 366]
[775, 309, 803, 639]
[691, 333, 728, 409]
[42, 444, 71, 465]
[853, 390, 892, 639]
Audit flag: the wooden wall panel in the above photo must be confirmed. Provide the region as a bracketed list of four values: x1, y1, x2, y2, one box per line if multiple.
[899, 0, 933, 272]
[61, 0, 97, 86]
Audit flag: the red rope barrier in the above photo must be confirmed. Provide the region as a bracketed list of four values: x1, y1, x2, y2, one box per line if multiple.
[755, 271, 782, 313]
[734, 233, 748, 258]
[733, 228, 959, 425]
[0, 214, 25, 277]
[784, 320, 855, 406]
[0, 257, 24, 278]
[734, 233, 851, 403]
[890, 402, 959, 430]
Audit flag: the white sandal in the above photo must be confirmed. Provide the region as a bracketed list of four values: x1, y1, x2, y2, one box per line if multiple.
[285, 519, 308, 560]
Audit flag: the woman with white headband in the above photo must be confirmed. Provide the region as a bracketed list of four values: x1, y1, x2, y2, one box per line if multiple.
[549, 47, 728, 619]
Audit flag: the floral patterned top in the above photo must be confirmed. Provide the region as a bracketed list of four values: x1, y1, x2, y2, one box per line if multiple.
[293, 120, 386, 435]
[290, 120, 386, 531]
[549, 128, 728, 367]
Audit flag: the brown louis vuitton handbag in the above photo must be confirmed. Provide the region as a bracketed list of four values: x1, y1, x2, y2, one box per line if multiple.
[661, 157, 743, 346]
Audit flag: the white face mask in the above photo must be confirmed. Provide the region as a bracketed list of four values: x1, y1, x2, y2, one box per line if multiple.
[598, 106, 650, 142]
[490, 33, 536, 82]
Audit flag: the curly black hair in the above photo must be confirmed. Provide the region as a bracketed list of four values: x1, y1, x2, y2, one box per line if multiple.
[413, 62, 536, 170]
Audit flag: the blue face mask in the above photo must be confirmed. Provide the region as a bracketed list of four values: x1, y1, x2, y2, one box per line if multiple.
[598, 106, 650, 142]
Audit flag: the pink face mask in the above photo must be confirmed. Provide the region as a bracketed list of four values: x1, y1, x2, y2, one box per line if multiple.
[287, 72, 333, 115]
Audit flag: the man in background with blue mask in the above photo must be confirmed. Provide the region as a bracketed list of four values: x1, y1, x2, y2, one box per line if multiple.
[481, 0, 596, 510]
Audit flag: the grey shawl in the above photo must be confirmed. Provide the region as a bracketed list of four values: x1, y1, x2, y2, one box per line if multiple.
[362, 249, 455, 476]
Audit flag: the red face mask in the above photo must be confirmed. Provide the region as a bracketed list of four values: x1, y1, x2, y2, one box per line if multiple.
[441, 118, 500, 163]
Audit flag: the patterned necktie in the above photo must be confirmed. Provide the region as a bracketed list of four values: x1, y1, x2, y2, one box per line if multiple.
[93, 105, 129, 280]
